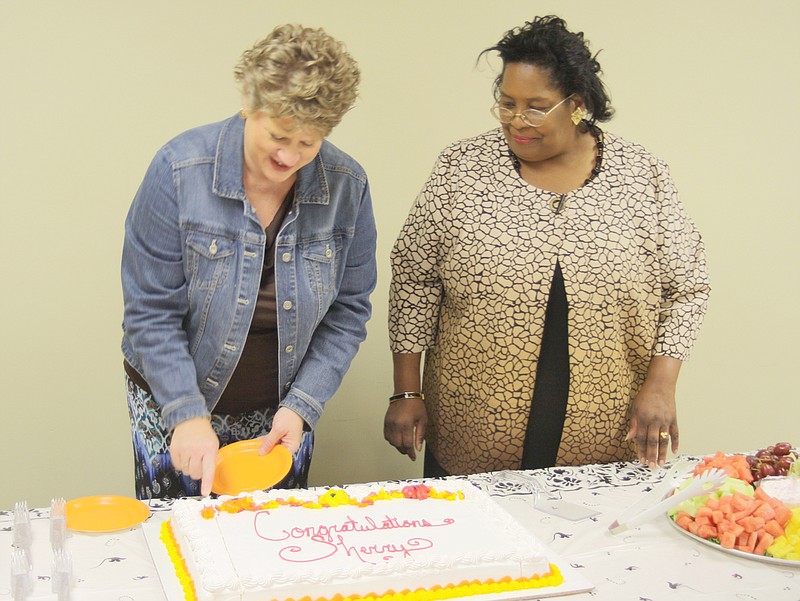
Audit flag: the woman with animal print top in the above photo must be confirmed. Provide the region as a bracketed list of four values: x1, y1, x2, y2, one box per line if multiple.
[385, 16, 710, 477]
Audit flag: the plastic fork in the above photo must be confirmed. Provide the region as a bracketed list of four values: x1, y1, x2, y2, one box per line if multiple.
[10, 546, 33, 600]
[52, 547, 73, 600]
[13, 501, 31, 544]
[50, 497, 67, 550]
[12, 501, 32, 565]
[609, 467, 727, 534]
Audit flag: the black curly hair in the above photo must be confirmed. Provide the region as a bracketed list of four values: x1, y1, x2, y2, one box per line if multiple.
[479, 15, 614, 124]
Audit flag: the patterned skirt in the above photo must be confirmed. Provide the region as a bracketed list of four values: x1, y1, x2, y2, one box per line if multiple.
[125, 375, 314, 499]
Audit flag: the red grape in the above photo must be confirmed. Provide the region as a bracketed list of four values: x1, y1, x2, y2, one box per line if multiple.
[773, 442, 792, 456]
[748, 442, 797, 482]
[760, 463, 777, 477]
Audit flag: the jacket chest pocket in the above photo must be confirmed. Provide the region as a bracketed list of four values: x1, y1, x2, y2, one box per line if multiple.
[185, 233, 236, 293]
[301, 239, 339, 304]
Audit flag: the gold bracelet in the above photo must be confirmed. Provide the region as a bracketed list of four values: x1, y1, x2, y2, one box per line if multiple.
[389, 391, 425, 404]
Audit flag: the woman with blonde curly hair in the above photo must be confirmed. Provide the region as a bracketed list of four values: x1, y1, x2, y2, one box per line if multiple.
[122, 24, 376, 499]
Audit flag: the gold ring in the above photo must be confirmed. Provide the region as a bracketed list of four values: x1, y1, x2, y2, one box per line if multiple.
[659, 431, 669, 440]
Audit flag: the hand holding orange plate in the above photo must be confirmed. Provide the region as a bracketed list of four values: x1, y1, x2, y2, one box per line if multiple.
[211, 440, 293, 496]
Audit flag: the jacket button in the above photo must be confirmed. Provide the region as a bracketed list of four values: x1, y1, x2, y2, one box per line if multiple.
[282, 300, 293, 310]
[282, 252, 292, 262]
[285, 345, 294, 354]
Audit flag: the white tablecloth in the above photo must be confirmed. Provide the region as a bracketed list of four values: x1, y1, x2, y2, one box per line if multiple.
[2, 456, 799, 600]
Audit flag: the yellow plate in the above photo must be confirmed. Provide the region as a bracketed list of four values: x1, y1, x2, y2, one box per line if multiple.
[66, 495, 150, 532]
[212, 440, 293, 496]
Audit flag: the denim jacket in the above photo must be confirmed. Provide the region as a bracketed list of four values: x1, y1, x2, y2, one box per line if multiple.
[121, 114, 377, 432]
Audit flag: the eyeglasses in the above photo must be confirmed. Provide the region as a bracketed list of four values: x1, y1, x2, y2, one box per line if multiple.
[490, 95, 573, 127]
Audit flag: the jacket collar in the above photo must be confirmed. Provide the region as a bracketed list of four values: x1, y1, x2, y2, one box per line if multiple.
[213, 114, 330, 206]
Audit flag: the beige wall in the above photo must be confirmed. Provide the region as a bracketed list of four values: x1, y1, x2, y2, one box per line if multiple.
[1, 1, 798, 509]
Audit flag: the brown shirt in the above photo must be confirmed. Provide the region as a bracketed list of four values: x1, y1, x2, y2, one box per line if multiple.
[389, 129, 710, 475]
[213, 191, 293, 415]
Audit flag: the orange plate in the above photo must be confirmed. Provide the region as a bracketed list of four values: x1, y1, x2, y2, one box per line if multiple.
[212, 440, 293, 496]
[66, 495, 150, 532]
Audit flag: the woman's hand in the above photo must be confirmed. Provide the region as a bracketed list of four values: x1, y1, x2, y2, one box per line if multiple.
[258, 407, 306, 456]
[384, 398, 427, 461]
[385, 351, 426, 460]
[169, 417, 219, 496]
[626, 356, 682, 468]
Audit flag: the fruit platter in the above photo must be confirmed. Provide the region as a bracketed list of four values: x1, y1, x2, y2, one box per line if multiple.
[667, 442, 800, 565]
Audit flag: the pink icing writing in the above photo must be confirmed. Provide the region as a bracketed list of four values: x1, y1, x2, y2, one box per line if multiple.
[252, 512, 454, 565]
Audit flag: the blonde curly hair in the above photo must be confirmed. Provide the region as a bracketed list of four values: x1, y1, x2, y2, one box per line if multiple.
[234, 24, 360, 136]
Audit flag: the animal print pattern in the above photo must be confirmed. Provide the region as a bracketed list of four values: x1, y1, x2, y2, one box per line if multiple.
[389, 128, 710, 475]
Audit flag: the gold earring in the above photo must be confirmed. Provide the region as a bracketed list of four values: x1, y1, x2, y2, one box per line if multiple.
[571, 107, 584, 125]
[240, 108, 246, 119]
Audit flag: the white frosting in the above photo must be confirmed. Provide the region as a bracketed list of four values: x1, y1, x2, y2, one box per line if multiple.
[170, 480, 551, 601]
[759, 476, 800, 507]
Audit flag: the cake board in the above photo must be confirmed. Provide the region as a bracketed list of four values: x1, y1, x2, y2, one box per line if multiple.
[142, 520, 594, 601]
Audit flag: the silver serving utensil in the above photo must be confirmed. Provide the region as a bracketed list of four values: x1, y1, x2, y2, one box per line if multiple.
[609, 467, 728, 534]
